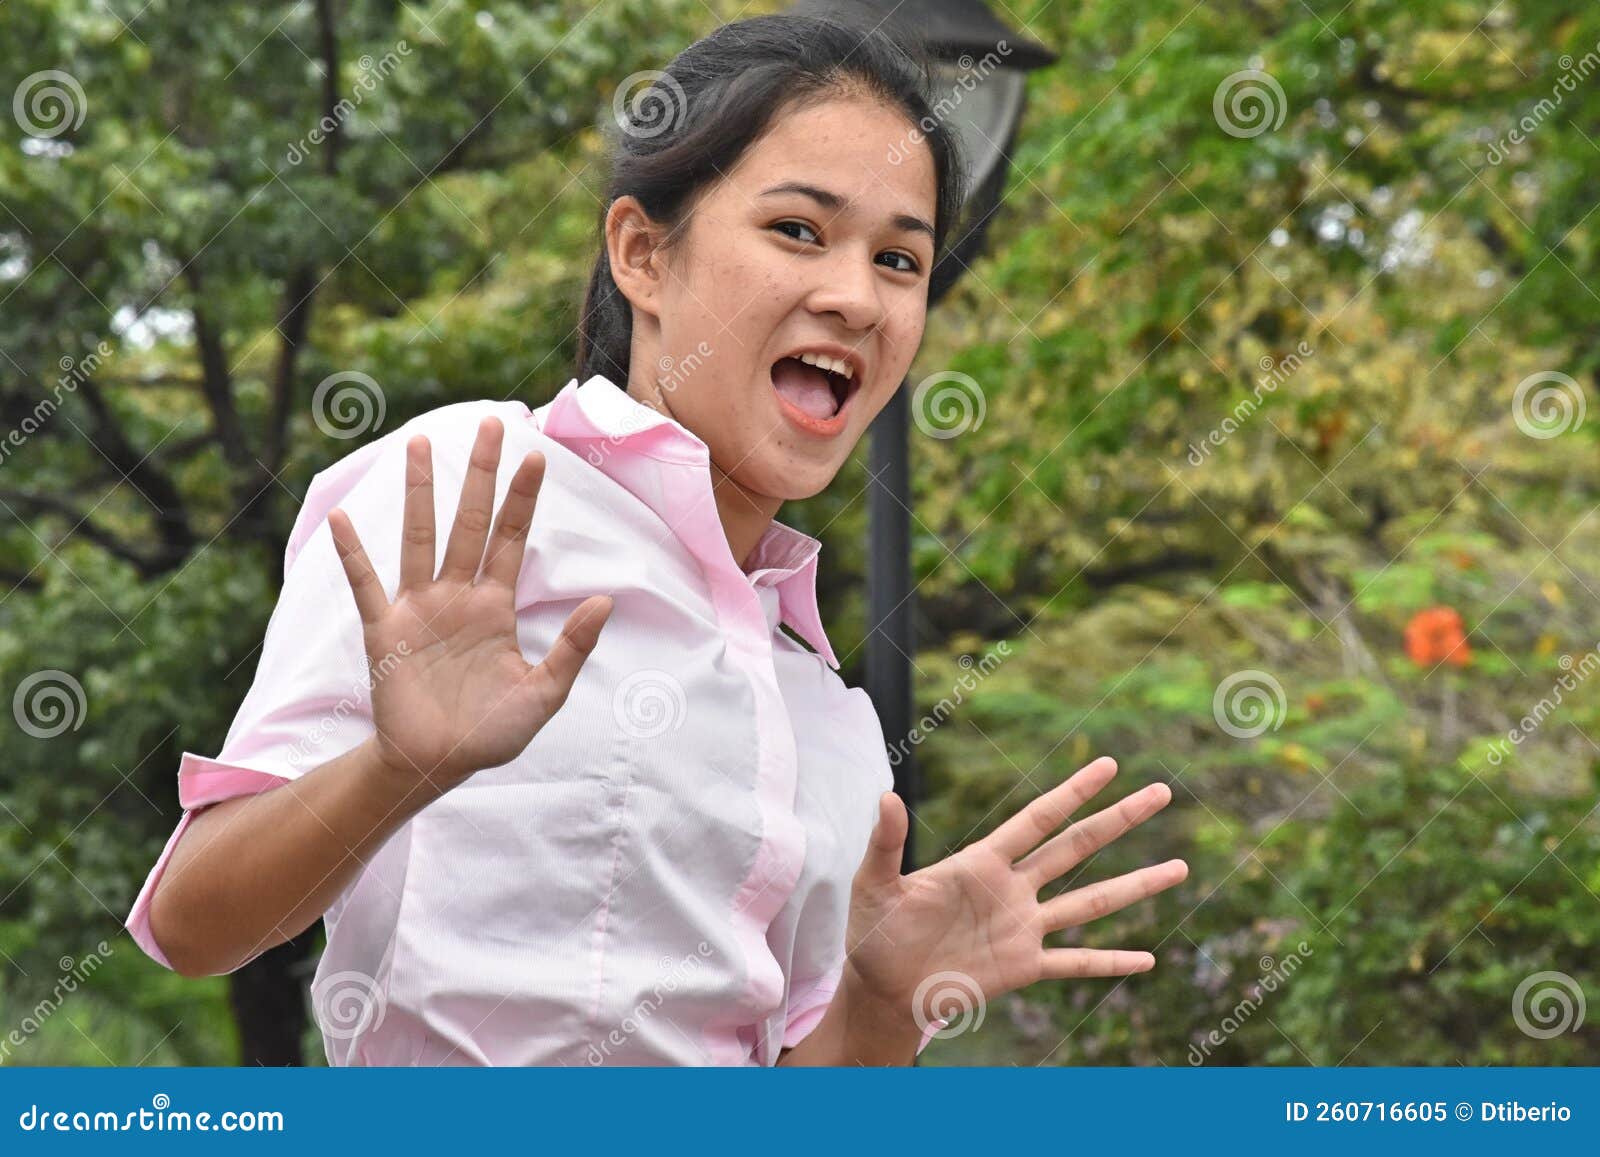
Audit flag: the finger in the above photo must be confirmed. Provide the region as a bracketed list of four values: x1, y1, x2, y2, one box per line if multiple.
[398, 435, 436, 593]
[1016, 781, 1173, 888]
[1038, 948, 1156, 980]
[527, 595, 614, 712]
[1040, 858, 1189, 932]
[329, 507, 388, 625]
[480, 451, 545, 590]
[437, 417, 504, 583]
[985, 756, 1118, 861]
[855, 791, 908, 887]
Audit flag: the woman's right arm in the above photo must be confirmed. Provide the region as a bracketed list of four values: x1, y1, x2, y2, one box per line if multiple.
[146, 416, 612, 977]
[148, 737, 434, 977]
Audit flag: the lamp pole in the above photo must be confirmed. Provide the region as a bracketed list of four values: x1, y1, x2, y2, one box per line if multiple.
[792, 0, 1056, 876]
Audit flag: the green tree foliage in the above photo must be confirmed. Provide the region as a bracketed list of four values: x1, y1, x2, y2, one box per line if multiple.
[1, 0, 1596, 1065]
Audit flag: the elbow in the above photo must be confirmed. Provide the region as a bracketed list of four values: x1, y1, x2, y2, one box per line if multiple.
[147, 876, 226, 979]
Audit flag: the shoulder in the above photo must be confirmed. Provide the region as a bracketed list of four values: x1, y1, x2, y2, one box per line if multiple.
[285, 398, 565, 573]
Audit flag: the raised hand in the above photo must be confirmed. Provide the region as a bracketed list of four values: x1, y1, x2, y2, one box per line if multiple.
[328, 415, 613, 799]
[841, 756, 1186, 1028]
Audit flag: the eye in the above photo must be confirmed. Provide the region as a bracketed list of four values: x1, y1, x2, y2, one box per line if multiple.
[774, 220, 928, 276]
[771, 219, 819, 244]
[879, 250, 920, 274]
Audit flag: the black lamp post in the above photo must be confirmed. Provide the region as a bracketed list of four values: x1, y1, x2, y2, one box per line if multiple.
[791, 0, 1056, 874]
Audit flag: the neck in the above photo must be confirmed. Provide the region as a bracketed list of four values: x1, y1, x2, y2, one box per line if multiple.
[625, 365, 781, 571]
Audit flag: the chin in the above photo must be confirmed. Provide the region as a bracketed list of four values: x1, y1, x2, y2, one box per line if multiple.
[747, 456, 839, 502]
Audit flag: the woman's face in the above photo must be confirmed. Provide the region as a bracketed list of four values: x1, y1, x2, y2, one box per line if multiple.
[612, 91, 938, 502]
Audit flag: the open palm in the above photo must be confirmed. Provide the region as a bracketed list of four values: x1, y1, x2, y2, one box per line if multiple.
[842, 756, 1186, 1029]
[328, 416, 613, 799]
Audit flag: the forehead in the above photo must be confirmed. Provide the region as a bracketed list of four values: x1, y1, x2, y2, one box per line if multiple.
[723, 93, 937, 228]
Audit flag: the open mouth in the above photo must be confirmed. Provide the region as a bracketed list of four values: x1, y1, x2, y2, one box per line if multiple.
[769, 355, 856, 425]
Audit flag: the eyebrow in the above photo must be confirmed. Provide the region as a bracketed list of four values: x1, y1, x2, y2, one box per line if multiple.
[757, 181, 935, 244]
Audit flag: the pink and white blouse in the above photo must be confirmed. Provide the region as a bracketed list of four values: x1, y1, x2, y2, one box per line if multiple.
[124, 374, 930, 1065]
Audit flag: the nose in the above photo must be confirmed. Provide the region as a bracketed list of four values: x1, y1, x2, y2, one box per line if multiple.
[804, 244, 886, 333]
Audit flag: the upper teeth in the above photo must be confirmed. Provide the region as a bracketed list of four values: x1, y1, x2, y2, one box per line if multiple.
[797, 351, 854, 381]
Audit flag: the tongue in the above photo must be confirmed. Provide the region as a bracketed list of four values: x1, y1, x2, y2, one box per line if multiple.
[771, 357, 839, 419]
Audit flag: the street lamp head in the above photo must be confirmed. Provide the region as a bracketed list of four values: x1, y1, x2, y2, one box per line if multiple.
[789, 0, 1056, 303]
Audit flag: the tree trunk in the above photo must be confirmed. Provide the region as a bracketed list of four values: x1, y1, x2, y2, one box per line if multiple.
[227, 927, 320, 1066]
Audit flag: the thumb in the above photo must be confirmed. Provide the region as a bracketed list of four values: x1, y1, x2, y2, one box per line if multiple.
[535, 594, 613, 707]
[857, 790, 908, 887]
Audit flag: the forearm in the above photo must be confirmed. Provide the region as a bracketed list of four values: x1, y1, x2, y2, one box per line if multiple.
[148, 736, 437, 977]
[776, 966, 926, 1066]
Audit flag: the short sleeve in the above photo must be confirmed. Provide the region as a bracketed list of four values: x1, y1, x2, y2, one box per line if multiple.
[780, 957, 948, 1057]
[123, 400, 528, 972]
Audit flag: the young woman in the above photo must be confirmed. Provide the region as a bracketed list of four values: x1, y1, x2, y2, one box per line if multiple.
[125, 13, 1186, 1066]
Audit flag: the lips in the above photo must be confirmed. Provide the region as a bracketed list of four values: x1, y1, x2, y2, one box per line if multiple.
[769, 355, 859, 438]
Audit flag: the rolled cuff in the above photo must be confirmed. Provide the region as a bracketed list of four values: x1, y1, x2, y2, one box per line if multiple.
[123, 752, 295, 971]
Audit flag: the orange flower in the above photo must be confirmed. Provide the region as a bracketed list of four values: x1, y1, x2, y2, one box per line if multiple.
[1404, 606, 1472, 667]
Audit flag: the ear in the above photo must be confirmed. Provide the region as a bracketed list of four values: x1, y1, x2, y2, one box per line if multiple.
[605, 195, 670, 321]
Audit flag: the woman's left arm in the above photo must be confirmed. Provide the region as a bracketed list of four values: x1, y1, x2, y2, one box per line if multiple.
[778, 755, 1184, 1066]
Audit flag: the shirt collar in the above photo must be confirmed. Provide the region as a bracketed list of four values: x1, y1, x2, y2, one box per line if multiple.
[535, 375, 841, 670]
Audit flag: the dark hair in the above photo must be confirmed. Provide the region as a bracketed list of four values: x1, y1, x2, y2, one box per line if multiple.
[575, 12, 968, 386]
